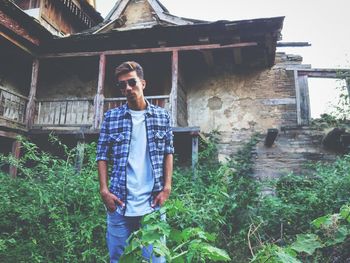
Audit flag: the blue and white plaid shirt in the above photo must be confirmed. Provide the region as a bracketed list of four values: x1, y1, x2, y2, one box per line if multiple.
[96, 102, 174, 213]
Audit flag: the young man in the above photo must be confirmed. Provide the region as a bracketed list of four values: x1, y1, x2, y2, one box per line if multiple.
[96, 61, 174, 262]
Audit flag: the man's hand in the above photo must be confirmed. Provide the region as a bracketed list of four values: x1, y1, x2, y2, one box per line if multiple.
[100, 190, 124, 212]
[151, 187, 171, 207]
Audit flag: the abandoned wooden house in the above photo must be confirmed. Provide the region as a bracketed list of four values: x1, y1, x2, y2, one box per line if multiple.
[11, 0, 103, 36]
[1, 0, 349, 178]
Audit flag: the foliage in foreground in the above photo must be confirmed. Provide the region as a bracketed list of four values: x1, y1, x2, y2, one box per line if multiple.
[0, 135, 230, 262]
[0, 132, 349, 262]
[0, 136, 107, 262]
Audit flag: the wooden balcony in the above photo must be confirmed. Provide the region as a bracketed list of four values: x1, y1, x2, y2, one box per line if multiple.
[32, 95, 170, 130]
[104, 95, 170, 112]
[34, 98, 94, 128]
[0, 87, 28, 129]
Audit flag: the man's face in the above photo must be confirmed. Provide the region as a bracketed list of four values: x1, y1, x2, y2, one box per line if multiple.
[117, 71, 146, 102]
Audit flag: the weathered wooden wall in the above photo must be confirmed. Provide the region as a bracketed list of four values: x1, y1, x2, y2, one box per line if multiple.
[121, 0, 156, 29]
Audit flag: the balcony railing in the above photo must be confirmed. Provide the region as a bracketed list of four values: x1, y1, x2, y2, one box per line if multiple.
[33, 95, 170, 129]
[34, 98, 94, 127]
[104, 95, 170, 112]
[0, 87, 28, 124]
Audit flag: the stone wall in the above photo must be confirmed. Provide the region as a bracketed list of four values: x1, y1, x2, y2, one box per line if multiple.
[187, 53, 299, 159]
[253, 127, 337, 180]
[186, 52, 339, 178]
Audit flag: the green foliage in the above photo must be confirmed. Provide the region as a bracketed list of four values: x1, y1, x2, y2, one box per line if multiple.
[0, 131, 349, 262]
[253, 204, 350, 262]
[120, 207, 231, 262]
[170, 132, 261, 262]
[0, 135, 108, 263]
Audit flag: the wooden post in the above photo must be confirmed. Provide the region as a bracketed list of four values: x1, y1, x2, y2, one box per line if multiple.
[25, 58, 39, 129]
[94, 53, 106, 129]
[9, 140, 21, 178]
[171, 50, 178, 127]
[191, 132, 199, 178]
[293, 70, 302, 126]
[298, 75, 310, 125]
[264, 128, 279, 147]
[74, 137, 85, 173]
[346, 78, 350, 102]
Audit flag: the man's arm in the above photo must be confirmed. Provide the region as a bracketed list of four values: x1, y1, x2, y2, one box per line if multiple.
[98, 160, 124, 211]
[152, 153, 173, 207]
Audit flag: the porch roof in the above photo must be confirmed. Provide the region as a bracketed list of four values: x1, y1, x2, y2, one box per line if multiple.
[41, 16, 284, 67]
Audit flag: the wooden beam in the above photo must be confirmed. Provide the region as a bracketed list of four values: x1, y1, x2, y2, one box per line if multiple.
[9, 140, 21, 178]
[0, 32, 34, 56]
[191, 134, 198, 177]
[294, 70, 302, 126]
[74, 133, 85, 173]
[0, 130, 20, 139]
[25, 58, 40, 129]
[297, 68, 350, 79]
[93, 53, 106, 129]
[346, 78, 350, 101]
[264, 128, 278, 147]
[298, 75, 311, 125]
[39, 42, 258, 58]
[277, 42, 311, 47]
[172, 126, 200, 133]
[171, 50, 178, 127]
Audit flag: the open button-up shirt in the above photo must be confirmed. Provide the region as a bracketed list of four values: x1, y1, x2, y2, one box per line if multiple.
[96, 102, 174, 213]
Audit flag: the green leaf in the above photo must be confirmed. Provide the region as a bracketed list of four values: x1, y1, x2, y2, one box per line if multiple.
[200, 244, 231, 261]
[291, 234, 323, 255]
[275, 250, 302, 263]
[325, 225, 349, 246]
[312, 215, 333, 228]
[340, 205, 350, 223]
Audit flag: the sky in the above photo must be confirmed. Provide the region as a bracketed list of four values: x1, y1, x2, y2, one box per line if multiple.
[95, 0, 350, 117]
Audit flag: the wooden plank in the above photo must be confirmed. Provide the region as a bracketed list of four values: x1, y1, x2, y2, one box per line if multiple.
[346, 78, 350, 101]
[25, 59, 39, 129]
[277, 42, 311, 47]
[94, 53, 106, 129]
[0, 87, 29, 100]
[74, 139, 85, 173]
[40, 42, 258, 58]
[298, 75, 310, 125]
[264, 128, 278, 147]
[294, 70, 302, 126]
[9, 140, 21, 178]
[0, 130, 20, 139]
[172, 126, 200, 133]
[191, 135, 198, 177]
[297, 68, 350, 78]
[0, 32, 34, 56]
[171, 50, 178, 127]
[37, 97, 94, 102]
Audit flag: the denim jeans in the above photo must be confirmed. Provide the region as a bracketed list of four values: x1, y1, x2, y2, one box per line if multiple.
[106, 210, 165, 263]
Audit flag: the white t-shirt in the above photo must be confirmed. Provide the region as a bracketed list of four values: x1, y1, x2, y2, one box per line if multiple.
[124, 109, 155, 216]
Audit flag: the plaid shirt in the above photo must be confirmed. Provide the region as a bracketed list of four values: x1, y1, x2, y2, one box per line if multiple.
[96, 102, 174, 213]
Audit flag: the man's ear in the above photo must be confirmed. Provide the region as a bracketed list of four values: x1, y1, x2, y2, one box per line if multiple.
[141, 79, 146, 90]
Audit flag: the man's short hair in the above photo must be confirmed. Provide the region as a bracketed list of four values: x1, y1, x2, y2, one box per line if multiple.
[114, 61, 144, 80]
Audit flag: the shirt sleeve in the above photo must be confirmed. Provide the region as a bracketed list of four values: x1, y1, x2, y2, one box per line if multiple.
[165, 111, 175, 154]
[96, 111, 111, 161]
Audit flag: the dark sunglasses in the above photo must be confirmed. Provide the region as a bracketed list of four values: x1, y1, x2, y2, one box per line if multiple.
[116, 78, 138, 90]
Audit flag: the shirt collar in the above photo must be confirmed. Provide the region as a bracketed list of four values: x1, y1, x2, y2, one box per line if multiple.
[121, 99, 155, 116]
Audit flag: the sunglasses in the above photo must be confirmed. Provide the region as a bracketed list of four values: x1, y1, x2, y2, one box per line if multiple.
[116, 78, 138, 90]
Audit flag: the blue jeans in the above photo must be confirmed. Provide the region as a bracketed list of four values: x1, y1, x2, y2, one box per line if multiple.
[106, 211, 165, 263]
